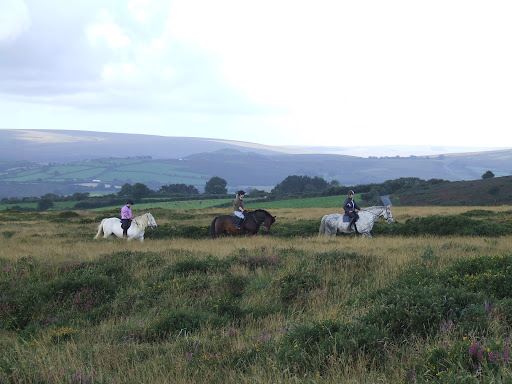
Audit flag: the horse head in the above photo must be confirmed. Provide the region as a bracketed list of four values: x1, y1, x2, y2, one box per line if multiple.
[146, 213, 158, 228]
[384, 206, 394, 223]
[260, 210, 276, 231]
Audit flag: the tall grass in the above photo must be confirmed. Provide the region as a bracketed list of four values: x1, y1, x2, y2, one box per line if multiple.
[1, 206, 511, 383]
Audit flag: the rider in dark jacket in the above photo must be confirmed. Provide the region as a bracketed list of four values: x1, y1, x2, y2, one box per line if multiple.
[343, 190, 361, 233]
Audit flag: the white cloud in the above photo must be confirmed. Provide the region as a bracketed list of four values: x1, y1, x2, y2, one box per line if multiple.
[128, 0, 156, 23]
[0, 0, 30, 42]
[86, 10, 131, 49]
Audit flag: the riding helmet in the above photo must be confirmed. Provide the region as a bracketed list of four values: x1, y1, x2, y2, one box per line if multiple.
[348, 190, 355, 195]
[238, 190, 246, 196]
[126, 199, 134, 205]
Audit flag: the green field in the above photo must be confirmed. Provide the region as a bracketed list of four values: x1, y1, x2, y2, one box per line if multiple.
[0, 195, 354, 212]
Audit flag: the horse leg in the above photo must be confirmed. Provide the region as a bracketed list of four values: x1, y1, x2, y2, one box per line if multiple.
[210, 218, 218, 239]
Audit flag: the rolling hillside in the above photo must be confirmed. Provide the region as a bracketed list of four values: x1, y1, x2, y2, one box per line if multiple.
[0, 129, 511, 198]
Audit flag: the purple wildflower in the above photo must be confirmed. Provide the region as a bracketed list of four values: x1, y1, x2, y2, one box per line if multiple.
[405, 370, 416, 383]
[502, 346, 510, 363]
[469, 340, 480, 358]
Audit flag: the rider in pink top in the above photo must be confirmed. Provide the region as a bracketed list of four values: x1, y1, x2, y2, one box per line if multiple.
[121, 200, 134, 237]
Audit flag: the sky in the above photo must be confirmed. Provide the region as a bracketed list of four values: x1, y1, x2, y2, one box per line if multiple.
[1, 0, 511, 152]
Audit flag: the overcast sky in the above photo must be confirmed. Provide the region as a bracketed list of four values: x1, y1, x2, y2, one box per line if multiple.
[1, 0, 511, 151]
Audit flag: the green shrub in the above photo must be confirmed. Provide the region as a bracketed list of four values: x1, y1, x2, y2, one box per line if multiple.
[1, 231, 15, 238]
[374, 215, 511, 237]
[443, 254, 512, 299]
[210, 294, 244, 319]
[407, 337, 512, 382]
[239, 254, 279, 271]
[461, 209, 494, 217]
[167, 224, 209, 239]
[219, 273, 248, 297]
[275, 271, 320, 303]
[171, 256, 231, 275]
[277, 319, 388, 373]
[143, 309, 222, 341]
[269, 220, 319, 238]
[364, 285, 481, 340]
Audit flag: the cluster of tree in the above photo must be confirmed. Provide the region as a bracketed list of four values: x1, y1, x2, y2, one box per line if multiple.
[1, 170, 498, 211]
[1, 192, 91, 206]
[270, 175, 330, 195]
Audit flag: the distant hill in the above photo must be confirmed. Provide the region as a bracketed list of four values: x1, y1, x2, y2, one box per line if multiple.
[394, 175, 512, 206]
[0, 129, 511, 199]
[0, 129, 308, 162]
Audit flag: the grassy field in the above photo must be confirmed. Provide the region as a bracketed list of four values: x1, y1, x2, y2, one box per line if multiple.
[0, 195, 345, 212]
[0, 158, 206, 185]
[1, 205, 512, 383]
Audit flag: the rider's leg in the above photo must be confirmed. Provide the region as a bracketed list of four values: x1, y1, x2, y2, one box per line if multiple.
[234, 212, 244, 229]
[349, 216, 356, 231]
[349, 214, 359, 234]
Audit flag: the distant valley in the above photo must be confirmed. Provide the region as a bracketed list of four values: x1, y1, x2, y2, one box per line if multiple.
[0, 129, 511, 198]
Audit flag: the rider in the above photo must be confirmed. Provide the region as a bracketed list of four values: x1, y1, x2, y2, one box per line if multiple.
[233, 190, 246, 229]
[121, 199, 134, 238]
[343, 190, 361, 233]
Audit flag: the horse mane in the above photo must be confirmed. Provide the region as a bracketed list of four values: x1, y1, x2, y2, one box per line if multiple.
[363, 206, 387, 213]
[132, 212, 150, 228]
[365, 205, 385, 210]
[251, 209, 271, 216]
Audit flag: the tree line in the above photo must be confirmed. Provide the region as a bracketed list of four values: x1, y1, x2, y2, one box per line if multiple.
[0, 174, 458, 211]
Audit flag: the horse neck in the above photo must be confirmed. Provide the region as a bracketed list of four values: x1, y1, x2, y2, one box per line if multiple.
[249, 210, 267, 225]
[132, 214, 147, 228]
[365, 206, 385, 215]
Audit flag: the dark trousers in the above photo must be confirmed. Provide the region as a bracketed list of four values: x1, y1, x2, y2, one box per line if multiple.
[121, 219, 131, 236]
[346, 212, 359, 231]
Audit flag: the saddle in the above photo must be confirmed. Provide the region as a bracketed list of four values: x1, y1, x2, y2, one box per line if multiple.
[343, 213, 359, 223]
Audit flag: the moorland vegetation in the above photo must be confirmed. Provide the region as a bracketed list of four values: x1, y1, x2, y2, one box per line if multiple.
[1, 204, 512, 383]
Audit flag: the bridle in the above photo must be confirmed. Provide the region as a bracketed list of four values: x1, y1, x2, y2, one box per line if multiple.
[249, 211, 273, 230]
[364, 206, 393, 222]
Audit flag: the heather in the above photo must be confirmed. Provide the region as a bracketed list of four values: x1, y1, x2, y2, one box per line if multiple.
[1, 206, 512, 383]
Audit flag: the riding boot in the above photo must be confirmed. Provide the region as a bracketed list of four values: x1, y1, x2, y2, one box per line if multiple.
[236, 218, 243, 230]
[349, 218, 359, 234]
[123, 229, 128, 238]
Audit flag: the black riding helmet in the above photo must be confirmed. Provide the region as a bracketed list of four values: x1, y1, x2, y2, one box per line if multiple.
[237, 190, 246, 196]
[348, 190, 355, 196]
[126, 199, 134, 205]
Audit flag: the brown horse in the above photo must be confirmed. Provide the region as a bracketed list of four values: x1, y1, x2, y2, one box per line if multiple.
[210, 209, 276, 238]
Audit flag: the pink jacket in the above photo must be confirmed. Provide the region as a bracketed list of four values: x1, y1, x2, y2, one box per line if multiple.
[121, 205, 133, 220]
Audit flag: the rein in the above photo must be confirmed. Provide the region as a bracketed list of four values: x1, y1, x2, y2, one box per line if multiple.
[363, 207, 387, 219]
[248, 211, 269, 226]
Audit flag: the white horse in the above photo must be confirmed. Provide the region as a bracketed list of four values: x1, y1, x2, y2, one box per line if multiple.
[318, 205, 393, 238]
[94, 212, 157, 242]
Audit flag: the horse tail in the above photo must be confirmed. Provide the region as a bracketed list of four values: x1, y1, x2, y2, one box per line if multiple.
[318, 216, 326, 237]
[94, 219, 105, 239]
[210, 217, 218, 239]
